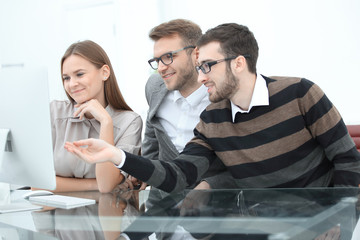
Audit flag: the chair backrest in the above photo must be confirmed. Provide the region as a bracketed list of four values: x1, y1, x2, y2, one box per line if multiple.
[346, 125, 360, 152]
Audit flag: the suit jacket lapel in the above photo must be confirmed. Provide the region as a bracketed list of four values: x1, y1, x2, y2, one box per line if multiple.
[148, 82, 168, 121]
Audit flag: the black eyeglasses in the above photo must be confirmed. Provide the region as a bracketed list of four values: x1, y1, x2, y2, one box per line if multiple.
[195, 55, 251, 74]
[148, 46, 196, 70]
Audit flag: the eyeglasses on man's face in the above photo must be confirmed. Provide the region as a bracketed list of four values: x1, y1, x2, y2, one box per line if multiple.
[148, 46, 195, 70]
[195, 55, 251, 74]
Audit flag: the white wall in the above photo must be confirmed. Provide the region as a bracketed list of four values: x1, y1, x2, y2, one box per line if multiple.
[1, 0, 359, 124]
[0, 0, 64, 99]
[157, 0, 360, 124]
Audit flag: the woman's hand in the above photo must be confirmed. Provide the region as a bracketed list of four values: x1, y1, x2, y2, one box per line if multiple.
[74, 99, 112, 124]
[64, 138, 123, 166]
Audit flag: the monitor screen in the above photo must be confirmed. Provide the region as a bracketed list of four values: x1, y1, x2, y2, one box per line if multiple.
[0, 67, 56, 190]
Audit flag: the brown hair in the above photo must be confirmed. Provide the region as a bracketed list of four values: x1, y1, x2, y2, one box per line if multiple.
[149, 19, 202, 47]
[61, 40, 132, 111]
[197, 23, 259, 74]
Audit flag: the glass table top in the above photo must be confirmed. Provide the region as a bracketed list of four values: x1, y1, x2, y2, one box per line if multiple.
[0, 187, 359, 240]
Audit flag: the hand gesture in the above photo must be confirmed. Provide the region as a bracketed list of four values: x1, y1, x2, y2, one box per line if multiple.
[74, 99, 111, 124]
[116, 178, 135, 191]
[128, 175, 148, 190]
[64, 138, 122, 165]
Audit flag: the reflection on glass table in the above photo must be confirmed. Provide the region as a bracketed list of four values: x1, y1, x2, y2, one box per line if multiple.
[122, 188, 359, 240]
[1, 188, 358, 240]
[31, 191, 142, 240]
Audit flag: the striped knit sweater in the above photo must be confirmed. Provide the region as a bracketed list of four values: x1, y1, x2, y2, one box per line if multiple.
[122, 76, 360, 193]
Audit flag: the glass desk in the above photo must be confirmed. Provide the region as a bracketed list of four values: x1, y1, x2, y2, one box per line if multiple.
[0, 188, 359, 240]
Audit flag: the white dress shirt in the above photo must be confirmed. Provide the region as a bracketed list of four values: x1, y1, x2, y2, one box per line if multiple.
[231, 74, 269, 122]
[157, 84, 210, 152]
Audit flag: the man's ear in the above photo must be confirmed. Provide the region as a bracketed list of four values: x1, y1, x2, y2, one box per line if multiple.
[233, 55, 247, 73]
[194, 47, 199, 59]
[191, 47, 199, 63]
[101, 64, 111, 81]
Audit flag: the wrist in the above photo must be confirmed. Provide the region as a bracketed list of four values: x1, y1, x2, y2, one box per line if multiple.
[100, 115, 113, 127]
[195, 181, 211, 190]
[113, 149, 125, 168]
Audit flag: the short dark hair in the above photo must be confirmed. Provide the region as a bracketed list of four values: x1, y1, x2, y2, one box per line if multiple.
[197, 23, 258, 74]
[149, 19, 202, 47]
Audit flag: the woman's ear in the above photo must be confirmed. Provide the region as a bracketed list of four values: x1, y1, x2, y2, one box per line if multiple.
[101, 64, 110, 81]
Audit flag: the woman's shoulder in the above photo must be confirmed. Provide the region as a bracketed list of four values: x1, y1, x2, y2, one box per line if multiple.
[110, 108, 142, 127]
[50, 100, 74, 118]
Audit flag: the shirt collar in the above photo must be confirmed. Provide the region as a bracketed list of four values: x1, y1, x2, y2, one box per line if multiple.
[231, 74, 269, 122]
[172, 84, 208, 107]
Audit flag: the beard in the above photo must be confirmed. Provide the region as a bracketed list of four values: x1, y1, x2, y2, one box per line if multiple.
[209, 68, 238, 103]
[169, 57, 198, 92]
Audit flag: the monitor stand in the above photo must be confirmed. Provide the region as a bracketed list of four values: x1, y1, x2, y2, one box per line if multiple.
[0, 129, 11, 208]
[0, 129, 11, 167]
[0, 182, 10, 205]
[0, 129, 42, 214]
[0, 185, 43, 214]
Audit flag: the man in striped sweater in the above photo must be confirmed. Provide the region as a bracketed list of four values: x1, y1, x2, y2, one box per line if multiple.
[65, 23, 360, 192]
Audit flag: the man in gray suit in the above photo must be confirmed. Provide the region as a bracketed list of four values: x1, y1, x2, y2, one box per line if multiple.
[142, 19, 210, 170]
[135, 19, 224, 197]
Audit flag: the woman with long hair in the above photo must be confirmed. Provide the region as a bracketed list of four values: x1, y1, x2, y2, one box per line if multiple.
[49, 40, 142, 193]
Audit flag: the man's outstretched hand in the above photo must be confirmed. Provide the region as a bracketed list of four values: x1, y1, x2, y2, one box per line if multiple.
[64, 138, 123, 166]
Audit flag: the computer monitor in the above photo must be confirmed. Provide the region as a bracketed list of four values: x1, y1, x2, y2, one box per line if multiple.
[0, 67, 56, 190]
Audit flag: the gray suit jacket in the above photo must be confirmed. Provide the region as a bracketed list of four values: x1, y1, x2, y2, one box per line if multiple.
[141, 74, 183, 207]
[141, 73, 179, 162]
[141, 74, 226, 190]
